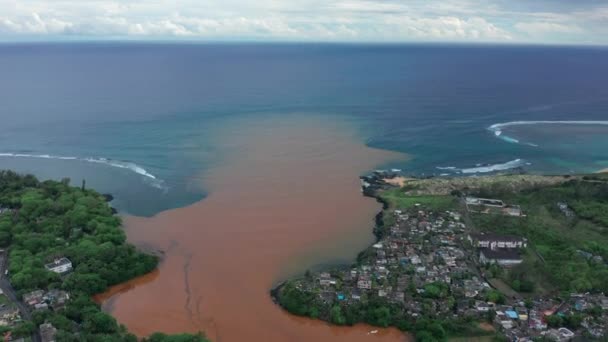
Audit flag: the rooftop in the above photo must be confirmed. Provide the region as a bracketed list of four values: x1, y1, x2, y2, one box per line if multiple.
[480, 248, 522, 261]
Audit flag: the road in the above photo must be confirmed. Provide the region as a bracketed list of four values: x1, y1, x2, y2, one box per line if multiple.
[0, 250, 42, 342]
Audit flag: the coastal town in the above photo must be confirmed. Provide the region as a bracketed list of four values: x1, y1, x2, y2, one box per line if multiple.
[276, 171, 608, 341]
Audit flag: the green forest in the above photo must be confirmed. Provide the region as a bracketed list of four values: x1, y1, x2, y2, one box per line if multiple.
[471, 177, 608, 295]
[0, 170, 209, 341]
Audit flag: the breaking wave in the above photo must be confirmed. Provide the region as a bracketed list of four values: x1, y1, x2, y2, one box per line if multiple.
[0, 152, 166, 190]
[460, 159, 528, 174]
[436, 159, 529, 174]
[488, 120, 608, 146]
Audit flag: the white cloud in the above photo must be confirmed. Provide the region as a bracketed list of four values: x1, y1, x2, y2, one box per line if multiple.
[515, 21, 583, 35]
[0, 0, 605, 43]
[0, 13, 72, 34]
[382, 16, 511, 41]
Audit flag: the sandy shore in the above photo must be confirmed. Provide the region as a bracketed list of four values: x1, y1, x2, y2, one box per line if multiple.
[383, 176, 413, 188]
[97, 115, 409, 342]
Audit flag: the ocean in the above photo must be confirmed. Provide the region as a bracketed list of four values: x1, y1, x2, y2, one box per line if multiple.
[1, 42, 608, 216]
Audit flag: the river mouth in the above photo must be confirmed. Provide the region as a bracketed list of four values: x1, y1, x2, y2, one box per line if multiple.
[97, 113, 408, 342]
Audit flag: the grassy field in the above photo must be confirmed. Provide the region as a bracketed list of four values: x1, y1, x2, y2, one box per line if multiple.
[380, 188, 458, 211]
[378, 188, 458, 233]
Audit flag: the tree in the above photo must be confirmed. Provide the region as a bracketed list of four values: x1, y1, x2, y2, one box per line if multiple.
[330, 305, 346, 325]
[545, 315, 563, 328]
[563, 314, 583, 329]
[83, 312, 118, 334]
[486, 290, 505, 305]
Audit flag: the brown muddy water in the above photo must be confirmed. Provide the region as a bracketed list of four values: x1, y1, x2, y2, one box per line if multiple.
[96, 114, 409, 342]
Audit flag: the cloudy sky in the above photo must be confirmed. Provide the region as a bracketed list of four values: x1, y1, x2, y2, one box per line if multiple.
[1, 0, 607, 44]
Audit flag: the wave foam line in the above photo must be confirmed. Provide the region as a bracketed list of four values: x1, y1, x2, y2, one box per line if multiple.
[460, 159, 526, 174]
[489, 120, 608, 131]
[437, 159, 528, 174]
[0, 152, 165, 188]
[489, 120, 608, 145]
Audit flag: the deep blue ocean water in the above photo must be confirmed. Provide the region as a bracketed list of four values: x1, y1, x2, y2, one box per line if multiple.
[1, 43, 607, 216]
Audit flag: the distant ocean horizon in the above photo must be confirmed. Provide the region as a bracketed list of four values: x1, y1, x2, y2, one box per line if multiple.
[1, 43, 608, 216]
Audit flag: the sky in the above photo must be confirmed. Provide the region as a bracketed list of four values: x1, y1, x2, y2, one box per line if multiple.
[0, 0, 607, 44]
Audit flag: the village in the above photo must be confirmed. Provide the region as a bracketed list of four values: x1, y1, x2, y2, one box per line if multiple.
[285, 173, 608, 341]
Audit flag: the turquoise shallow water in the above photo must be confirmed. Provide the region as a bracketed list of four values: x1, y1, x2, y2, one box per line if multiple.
[1, 43, 607, 216]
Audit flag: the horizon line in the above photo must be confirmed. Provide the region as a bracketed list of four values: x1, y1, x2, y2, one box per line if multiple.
[0, 39, 607, 49]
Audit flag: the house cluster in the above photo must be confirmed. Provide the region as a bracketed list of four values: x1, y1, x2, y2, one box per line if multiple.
[468, 232, 527, 267]
[556, 202, 575, 219]
[302, 205, 500, 318]
[23, 289, 70, 312]
[465, 197, 524, 217]
[493, 293, 608, 341]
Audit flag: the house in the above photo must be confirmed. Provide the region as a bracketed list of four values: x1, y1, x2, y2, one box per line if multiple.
[476, 301, 492, 312]
[503, 205, 523, 217]
[516, 307, 528, 321]
[466, 197, 505, 207]
[44, 290, 70, 311]
[44, 257, 73, 274]
[319, 272, 333, 286]
[23, 290, 45, 307]
[0, 306, 19, 326]
[40, 322, 57, 342]
[505, 310, 519, 320]
[479, 248, 523, 266]
[468, 233, 527, 250]
[495, 312, 514, 330]
[601, 299, 608, 311]
[465, 197, 523, 216]
[557, 202, 575, 218]
[545, 328, 575, 342]
[357, 277, 372, 290]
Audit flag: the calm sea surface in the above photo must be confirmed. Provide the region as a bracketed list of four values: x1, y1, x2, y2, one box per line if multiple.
[1, 43, 607, 214]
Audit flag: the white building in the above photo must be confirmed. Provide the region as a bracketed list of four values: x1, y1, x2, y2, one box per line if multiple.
[469, 233, 527, 250]
[479, 248, 523, 267]
[44, 258, 73, 274]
